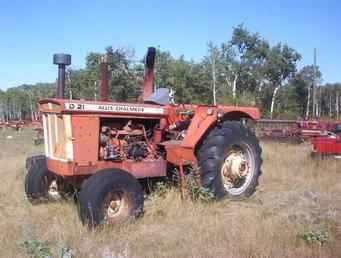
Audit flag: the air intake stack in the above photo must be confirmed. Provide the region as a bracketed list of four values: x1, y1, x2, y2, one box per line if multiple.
[53, 53, 71, 99]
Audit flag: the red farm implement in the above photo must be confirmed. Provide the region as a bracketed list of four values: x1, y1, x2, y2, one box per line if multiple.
[257, 119, 341, 143]
[311, 123, 341, 158]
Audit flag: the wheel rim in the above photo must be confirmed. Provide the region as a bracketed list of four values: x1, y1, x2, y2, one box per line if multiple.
[104, 190, 129, 221]
[221, 143, 255, 195]
[47, 179, 62, 200]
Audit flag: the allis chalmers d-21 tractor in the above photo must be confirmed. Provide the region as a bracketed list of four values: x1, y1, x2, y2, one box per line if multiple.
[25, 48, 262, 226]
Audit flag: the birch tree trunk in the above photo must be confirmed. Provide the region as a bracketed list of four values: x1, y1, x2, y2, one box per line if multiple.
[211, 56, 217, 105]
[329, 94, 332, 118]
[30, 100, 34, 121]
[305, 85, 311, 118]
[232, 74, 238, 105]
[270, 85, 281, 119]
[94, 81, 97, 101]
[336, 90, 339, 119]
[258, 83, 263, 93]
[315, 87, 322, 118]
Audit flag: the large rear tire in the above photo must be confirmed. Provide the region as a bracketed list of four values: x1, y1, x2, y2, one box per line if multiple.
[79, 169, 144, 227]
[197, 121, 262, 199]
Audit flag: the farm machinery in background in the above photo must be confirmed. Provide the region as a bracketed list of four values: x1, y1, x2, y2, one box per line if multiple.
[257, 119, 341, 144]
[0, 120, 26, 131]
[257, 118, 341, 158]
[0, 120, 43, 144]
[24, 47, 262, 226]
[311, 123, 341, 158]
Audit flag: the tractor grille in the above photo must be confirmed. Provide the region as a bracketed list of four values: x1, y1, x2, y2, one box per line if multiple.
[42, 114, 74, 162]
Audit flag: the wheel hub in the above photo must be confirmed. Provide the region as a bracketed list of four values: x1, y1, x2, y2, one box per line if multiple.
[221, 150, 250, 190]
[106, 193, 124, 219]
[47, 179, 62, 200]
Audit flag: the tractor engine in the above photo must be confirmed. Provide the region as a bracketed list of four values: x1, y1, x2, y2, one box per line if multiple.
[99, 120, 157, 162]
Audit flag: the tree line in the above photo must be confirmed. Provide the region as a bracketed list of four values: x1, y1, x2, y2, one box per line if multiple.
[1, 24, 340, 121]
[0, 83, 54, 121]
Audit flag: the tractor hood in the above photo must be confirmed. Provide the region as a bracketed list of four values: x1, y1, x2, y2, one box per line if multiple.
[38, 98, 167, 117]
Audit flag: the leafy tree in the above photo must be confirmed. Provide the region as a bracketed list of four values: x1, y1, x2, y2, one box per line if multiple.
[295, 65, 322, 118]
[66, 47, 139, 102]
[227, 24, 269, 104]
[4, 25, 338, 120]
[153, 49, 175, 89]
[0, 89, 5, 122]
[203, 42, 224, 105]
[0, 83, 53, 121]
[153, 48, 211, 104]
[263, 43, 301, 118]
[290, 75, 308, 116]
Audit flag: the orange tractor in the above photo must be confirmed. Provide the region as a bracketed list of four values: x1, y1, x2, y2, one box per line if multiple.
[25, 48, 262, 226]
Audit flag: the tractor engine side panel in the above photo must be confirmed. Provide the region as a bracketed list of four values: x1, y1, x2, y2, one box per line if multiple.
[45, 114, 168, 178]
[71, 116, 100, 166]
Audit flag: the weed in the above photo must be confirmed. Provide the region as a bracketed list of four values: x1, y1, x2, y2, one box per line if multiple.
[298, 229, 329, 246]
[147, 181, 169, 200]
[22, 239, 52, 258]
[186, 173, 214, 202]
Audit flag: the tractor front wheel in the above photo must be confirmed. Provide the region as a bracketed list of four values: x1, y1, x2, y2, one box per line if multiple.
[79, 169, 144, 227]
[25, 155, 65, 203]
[197, 121, 262, 199]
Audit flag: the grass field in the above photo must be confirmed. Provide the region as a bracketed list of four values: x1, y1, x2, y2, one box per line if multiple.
[0, 128, 340, 258]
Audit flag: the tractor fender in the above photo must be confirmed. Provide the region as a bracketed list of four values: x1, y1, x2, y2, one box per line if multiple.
[181, 106, 260, 149]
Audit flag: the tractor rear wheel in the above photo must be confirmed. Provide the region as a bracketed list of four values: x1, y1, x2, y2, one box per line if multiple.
[79, 169, 144, 227]
[197, 121, 262, 199]
[25, 155, 65, 203]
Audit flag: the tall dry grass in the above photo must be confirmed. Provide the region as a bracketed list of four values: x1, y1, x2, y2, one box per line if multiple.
[0, 128, 340, 258]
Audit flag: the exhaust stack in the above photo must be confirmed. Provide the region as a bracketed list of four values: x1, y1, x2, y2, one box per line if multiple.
[53, 54, 71, 99]
[143, 47, 156, 99]
[100, 55, 109, 101]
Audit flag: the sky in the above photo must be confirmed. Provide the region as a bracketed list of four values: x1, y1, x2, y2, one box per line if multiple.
[0, 0, 340, 90]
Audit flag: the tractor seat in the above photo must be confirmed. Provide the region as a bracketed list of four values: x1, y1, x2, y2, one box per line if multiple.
[144, 88, 172, 105]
